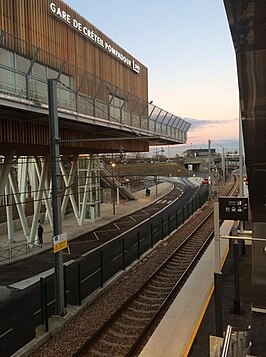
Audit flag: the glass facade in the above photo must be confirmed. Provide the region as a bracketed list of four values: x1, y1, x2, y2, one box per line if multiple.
[0, 34, 190, 143]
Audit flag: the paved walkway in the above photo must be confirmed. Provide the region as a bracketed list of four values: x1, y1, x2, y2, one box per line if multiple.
[0, 182, 173, 266]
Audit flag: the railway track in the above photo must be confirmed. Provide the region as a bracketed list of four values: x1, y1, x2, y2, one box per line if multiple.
[74, 213, 215, 357]
[73, 178, 238, 357]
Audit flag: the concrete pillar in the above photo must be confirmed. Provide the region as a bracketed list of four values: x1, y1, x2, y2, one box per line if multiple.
[252, 222, 266, 312]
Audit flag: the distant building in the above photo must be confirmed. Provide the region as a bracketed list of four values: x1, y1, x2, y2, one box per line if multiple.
[183, 148, 216, 158]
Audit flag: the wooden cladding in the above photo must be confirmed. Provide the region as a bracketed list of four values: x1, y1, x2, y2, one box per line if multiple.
[0, 0, 148, 102]
[0, 117, 149, 155]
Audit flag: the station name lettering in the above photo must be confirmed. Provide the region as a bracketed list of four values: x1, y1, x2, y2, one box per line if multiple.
[49, 2, 140, 73]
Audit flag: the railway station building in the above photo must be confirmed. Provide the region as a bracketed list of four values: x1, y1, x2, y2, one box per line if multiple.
[0, 0, 191, 244]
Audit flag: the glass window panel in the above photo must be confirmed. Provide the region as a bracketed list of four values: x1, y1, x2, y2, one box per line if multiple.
[0, 50, 15, 93]
[47, 68, 58, 79]
[32, 62, 46, 80]
[58, 73, 73, 109]
[0, 48, 14, 67]
[16, 55, 30, 74]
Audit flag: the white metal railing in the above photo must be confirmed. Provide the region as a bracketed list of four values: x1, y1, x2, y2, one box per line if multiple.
[219, 325, 252, 357]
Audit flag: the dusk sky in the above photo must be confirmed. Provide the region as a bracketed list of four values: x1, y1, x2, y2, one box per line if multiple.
[64, 0, 239, 152]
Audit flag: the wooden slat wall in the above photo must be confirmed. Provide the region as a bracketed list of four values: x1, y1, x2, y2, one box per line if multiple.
[0, 0, 148, 102]
[0, 117, 149, 155]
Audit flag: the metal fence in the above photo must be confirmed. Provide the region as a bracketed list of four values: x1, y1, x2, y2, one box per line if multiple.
[0, 242, 42, 263]
[0, 186, 208, 357]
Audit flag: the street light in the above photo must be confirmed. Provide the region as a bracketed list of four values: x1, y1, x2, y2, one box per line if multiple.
[111, 162, 116, 215]
[208, 140, 211, 199]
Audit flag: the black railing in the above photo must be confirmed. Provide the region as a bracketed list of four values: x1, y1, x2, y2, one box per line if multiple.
[0, 186, 208, 357]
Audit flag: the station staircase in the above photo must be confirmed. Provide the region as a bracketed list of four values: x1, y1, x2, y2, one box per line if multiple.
[100, 162, 137, 200]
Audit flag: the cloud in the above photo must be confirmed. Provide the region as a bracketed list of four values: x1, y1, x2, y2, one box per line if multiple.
[185, 117, 238, 131]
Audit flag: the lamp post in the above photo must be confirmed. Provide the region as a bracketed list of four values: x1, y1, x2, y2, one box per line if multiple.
[111, 162, 116, 215]
[222, 148, 226, 184]
[208, 140, 211, 199]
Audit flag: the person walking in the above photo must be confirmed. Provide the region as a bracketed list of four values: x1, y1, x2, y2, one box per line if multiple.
[38, 222, 44, 244]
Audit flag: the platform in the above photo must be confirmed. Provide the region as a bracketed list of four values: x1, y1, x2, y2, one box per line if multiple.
[0, 182, 173, 267]
[140, 223, 266, 357]
[139, 220, 233, 357]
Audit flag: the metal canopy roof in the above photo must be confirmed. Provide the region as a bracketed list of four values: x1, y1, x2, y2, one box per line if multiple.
[224, 0, 266, 222]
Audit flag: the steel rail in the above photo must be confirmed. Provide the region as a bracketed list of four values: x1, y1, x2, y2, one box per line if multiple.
[73, 176, 238, 356]
[73, 211, 215, 357]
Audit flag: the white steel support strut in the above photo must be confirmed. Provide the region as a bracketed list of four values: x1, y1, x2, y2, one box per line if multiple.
[79, 156, 93, 225]
[0, 151, 15, 204]
[18, 156, 29, 210]
[60, 156, 80, 223]
[29, 157, 49, 244]
[28, 158, 38, 214]
[34, 156, 53, 227]
[44, 178, 53, 226]
[5, 179, 14, 244]
[8, 170, 30, 243]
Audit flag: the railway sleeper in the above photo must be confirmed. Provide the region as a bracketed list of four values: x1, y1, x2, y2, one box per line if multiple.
[108, 328, 139, 339]
[154, 273, 174, 280]
[88, 348, 111, 357]
[149, 283, 175, 292]
[132, 300, 160, 308]
[149, 279, 177, 295]
[132, 302, 161, 311]
[127, 305, 157, 315]
[164, 264, 188, 272]
[125, 308, 155, 319]
[144, 287, 173, 296]
[139, 290, 170, 298]
[97, 337, 132, 349]
[112, 321, 144, 334]
[122, 313, 151, 322]
[160, 264, 178, 271]
[137, 296, 166, 306]
[168, 259, 191, 267]
[170, 257, 186, 265]
[118, 316, 148, 328]
[161, 267, 181, 274]
[141, 289, 171, 298]
[90, 342, 130, 356]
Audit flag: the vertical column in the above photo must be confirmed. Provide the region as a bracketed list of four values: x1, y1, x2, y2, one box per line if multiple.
[5, 180, 14, 244]
[48, 78, 65, 317]
[214, 201, 223, 336]
[252, 222, 266, 312]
